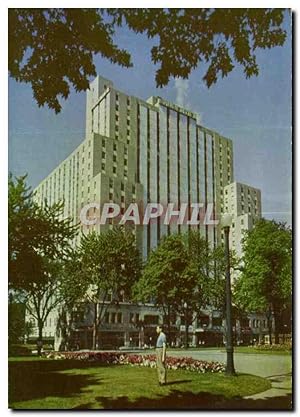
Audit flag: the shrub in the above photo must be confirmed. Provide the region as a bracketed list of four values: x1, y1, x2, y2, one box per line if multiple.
[253, 344, 292, 352]
[9, 344, 34, 356]
[43, 351, 225, 373]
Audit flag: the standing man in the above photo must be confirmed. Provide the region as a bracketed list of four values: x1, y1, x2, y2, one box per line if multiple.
[156, 325, 167, 385]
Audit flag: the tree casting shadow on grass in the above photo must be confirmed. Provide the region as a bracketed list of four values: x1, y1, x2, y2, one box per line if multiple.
[86, 391, 292, 410]
[9, 359, 106, 404]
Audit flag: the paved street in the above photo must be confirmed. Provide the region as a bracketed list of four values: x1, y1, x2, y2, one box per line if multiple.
[169, 349, 292, 401]
[169, 349, 291, 377]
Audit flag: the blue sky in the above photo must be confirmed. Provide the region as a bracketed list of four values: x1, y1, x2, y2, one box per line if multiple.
[8, 11, 292, 225]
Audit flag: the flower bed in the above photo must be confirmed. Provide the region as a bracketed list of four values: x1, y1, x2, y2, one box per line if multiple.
[43, 351, 225, 373]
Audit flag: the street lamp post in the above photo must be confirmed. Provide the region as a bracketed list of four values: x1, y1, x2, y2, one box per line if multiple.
[221, 213, 236, 375]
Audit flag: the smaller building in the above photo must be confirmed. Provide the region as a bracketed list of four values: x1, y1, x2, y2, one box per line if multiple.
[223, 182, 262, 258]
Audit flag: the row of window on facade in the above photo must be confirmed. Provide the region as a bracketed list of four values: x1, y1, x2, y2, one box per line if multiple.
[225, 186, 258, 197]
[31, 314, 270, 335]
[115, 93, 131, 144]
[39, 162, 93, 202]
[223, 204, 258, 215]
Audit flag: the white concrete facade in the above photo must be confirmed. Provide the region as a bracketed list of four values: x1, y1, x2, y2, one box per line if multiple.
[223, 181, 262, 257]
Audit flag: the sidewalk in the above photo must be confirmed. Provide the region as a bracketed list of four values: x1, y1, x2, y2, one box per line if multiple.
[244, 371, 292, 400]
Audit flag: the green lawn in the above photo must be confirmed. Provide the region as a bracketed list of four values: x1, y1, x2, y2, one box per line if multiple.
[157, 347, 291, 355]
[9, 357, 272, 410]
[222, 346, 292, 355]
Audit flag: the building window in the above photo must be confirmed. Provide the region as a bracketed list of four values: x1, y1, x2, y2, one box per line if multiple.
[117, 313, 122, 324]
[111, 312, 116, 324]
[144, 315, 159, 325]
[104, 312, 109, 323]
[212, 317, 222, 327]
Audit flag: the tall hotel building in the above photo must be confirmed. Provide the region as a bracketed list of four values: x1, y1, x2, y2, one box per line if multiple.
[35, 75, 235, 258]
[32, 75, 263, 348]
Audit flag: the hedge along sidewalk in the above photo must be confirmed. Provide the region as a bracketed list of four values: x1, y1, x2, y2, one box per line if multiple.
[43, 351, 225, 374]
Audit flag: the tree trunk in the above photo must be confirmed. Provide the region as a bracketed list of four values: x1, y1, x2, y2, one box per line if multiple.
[273, 310, 280, 345]
[92, 303, 98, 350]
[167, 305, 171, 343]
[267, 316, 273, 345]
[185, 310, 189, 349]
[185, 323, 189, 348]
[37, 320, 43, 356]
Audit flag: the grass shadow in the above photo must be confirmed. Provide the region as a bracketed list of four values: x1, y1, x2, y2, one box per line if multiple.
[163, 380, 192, 386]
[9, 359, 106, 404]
[92, 391, 292, 410]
